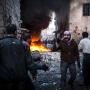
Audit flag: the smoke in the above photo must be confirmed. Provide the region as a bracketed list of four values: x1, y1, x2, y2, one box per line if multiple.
[21, 0, 70, 30]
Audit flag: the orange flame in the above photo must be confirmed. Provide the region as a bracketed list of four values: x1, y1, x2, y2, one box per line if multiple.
[30, 37, 51, 52]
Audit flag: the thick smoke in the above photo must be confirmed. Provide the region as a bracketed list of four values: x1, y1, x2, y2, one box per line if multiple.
[21, 0, 70, 31]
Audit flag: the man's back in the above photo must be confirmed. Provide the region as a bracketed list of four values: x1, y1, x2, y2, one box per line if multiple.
[79, 38, 90, 54]
[0, 36, 27, 81]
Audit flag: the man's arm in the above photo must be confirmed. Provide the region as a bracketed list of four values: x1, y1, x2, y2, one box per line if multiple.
[78, 40, 83, 52]
[74, 40, 81, 68]
[74, 40, 80, 60]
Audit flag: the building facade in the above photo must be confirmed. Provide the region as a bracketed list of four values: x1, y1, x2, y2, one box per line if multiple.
[69, 0, 90, 40]
[0, 0, 90, 40]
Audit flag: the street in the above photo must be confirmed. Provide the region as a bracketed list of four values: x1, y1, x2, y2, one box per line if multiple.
[33, 52, 90, 90]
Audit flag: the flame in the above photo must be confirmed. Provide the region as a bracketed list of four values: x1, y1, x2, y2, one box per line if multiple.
[30, 37, 51, 52]
[30, 11, 57, 52]
[30, 43, 51, 52]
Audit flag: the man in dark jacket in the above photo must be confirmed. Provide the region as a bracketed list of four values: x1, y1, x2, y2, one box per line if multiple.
[0, 24, 35, 90]
[58, 31, 80, 90]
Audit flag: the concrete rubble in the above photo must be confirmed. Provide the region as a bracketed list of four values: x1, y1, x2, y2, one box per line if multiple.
[33, 52, 87, 90]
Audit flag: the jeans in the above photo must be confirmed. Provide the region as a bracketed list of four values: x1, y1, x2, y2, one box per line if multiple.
[60, 60, 76, 88]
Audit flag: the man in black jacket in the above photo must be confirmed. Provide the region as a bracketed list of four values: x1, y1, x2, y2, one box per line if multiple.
[56, 30, 80, 90]
[0, 24, 35, 90]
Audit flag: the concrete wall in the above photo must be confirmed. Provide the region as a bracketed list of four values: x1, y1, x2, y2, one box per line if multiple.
[69, 0, 90, 40]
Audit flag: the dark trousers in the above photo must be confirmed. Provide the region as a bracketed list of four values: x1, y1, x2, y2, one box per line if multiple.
[82, 53, 90, 86]
[60, 60, 76, 88]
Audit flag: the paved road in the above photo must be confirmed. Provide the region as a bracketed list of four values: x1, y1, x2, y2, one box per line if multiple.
[33, 52, 90, 90]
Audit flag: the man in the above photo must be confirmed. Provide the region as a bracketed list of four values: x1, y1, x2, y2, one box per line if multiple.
[22, 33, 49, 80]
[57, 30, 80, 90]
[78, 32, 90, 89]
[0, 24, 35, 90]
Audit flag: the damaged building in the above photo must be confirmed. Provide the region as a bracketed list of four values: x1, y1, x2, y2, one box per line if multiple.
[0, 0, 90, 41]
[0, 0, 90, 90]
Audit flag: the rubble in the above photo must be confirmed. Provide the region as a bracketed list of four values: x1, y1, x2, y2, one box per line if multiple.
[34, 52, 60, 90]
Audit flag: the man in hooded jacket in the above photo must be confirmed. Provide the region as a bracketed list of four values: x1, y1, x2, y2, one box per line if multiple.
[57, 31, 80, 90]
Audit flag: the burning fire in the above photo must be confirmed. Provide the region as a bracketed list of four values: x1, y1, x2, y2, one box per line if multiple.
[30, 37, 51, 52]
[30, 11, 57, 52]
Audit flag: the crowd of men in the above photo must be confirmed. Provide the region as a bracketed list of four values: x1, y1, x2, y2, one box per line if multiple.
[56, 30, 90, 90]
[0, 24, 48, 90]
[0, 24, 90, 90]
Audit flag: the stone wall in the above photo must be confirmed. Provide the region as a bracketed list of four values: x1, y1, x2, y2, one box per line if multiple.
[0, 0, 21, 37]
[69, 0, 90, 41]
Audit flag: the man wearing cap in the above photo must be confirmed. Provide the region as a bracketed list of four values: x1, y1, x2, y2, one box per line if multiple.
[57, 30, 80, 90]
